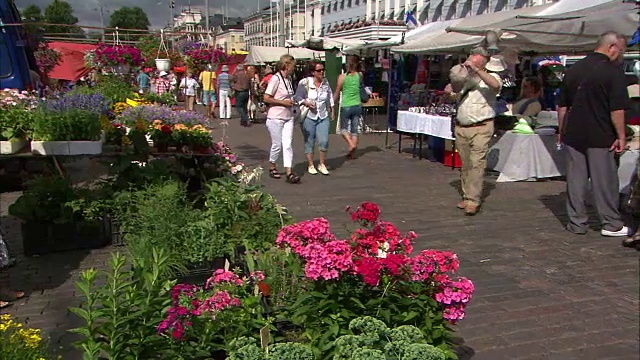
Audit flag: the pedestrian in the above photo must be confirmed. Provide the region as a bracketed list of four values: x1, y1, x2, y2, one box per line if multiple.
[334, 55, 366, 160]
[247, 65, 260, 121]
[217, 65, 232, 119]
[557, 31, 631, 237]
[155, 71, 172, 95]
[295, 60, 334, 176]
[232, 64, 251, 127]
[200, 64, 217, 118]
[180, 71, 199, 111]
[0, 231, 26, 309]
[136, 68, 151, 94]
[263, 54, 301, 184]
[444, 47, 504, 216]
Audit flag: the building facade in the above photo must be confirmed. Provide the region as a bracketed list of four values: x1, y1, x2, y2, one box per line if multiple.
[172, 7, 202, 33]
[243, 1, 307, 49]
[306, 0, 558, 40]
[214, 25, 246, 53]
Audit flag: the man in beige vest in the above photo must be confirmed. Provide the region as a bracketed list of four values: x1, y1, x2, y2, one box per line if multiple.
[445, 47, 504, 215]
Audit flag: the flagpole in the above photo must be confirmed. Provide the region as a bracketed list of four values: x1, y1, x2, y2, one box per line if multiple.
[304, 0, 308, 37]
[270, 2, 273, 46]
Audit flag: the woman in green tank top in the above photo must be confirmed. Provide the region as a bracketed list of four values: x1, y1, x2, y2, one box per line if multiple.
[334, 55, 365, 159]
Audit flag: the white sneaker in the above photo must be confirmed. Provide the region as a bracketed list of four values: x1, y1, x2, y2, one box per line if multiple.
[317, 164, 330, 175]
[308, 165, 318, 175]
[601, 226, 631, 237]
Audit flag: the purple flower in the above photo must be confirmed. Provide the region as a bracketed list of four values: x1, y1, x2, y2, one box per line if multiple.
[45, 93, 108, 114]
[118, 105, 211, 127]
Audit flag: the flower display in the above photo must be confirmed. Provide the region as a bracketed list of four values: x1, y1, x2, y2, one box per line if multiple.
[118, 105, 211, 128]
[34, 42, 61, 77]
[0, 89, 40, 140]
[276, 202, 475, 323]
[94, 44, 144, 67]
[184, 47, 231, 72]
[0, 314, 49, 360]
[44, 93, 109, 114]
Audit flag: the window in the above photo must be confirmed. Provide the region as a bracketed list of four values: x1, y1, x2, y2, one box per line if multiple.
[0, 35, 13, 78]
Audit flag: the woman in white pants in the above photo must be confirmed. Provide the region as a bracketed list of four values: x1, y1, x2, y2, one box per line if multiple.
[217, 65, 232, 119]
[263, 54, 301, 184]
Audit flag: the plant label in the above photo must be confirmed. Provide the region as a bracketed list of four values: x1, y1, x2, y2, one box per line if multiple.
[224, 259, 230, 271]
[260, 325, 270, 349]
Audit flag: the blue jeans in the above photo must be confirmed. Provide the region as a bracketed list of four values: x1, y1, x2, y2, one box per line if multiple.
[302, 116, 330, 154]
[340, 105, 362, 136]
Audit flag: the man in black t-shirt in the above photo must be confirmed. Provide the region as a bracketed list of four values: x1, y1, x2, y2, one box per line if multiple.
[557, 31, 631, 237]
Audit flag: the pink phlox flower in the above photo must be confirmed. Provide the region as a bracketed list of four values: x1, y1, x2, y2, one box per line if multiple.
[205, 269, 244, 288]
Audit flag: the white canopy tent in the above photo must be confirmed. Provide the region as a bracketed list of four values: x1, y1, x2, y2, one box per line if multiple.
[392, 4, 553, 54]
[244, 46, 325, 65]
[286, 37, 367, 53]
[446, 1, 638, 54]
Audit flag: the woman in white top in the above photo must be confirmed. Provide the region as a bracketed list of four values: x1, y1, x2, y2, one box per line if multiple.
[180, 71, 199, 111]
[295, 60, 334, 175]
[263, 54, 301, 184]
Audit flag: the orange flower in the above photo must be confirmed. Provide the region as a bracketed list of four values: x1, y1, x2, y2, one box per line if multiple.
[174, 124, 188, 131]
[152, 120, 163, 126]
[191, 125, 208, 133]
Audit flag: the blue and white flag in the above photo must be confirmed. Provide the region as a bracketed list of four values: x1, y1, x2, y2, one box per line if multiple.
[406, 11, 420, 28]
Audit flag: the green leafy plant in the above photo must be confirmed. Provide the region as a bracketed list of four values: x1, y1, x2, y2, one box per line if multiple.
[69, 250, 175, 360]
[228, 337, 315, 360]
[31, 108, 101, 141]
[143, 92, 178, 106]
[8, 176, 77, 223]
[333, 317, 446, 360]
[70, 75, 134, 104]
[0, 108, 33, 140]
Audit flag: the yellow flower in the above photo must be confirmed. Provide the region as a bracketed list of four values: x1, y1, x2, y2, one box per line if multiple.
[17, 328, 42, 348]
[152, 120, 163, 126]
[191, 125, 208, 133]
[174, 123, 188, 131]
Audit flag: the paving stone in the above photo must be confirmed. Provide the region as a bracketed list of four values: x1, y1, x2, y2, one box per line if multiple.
[0, 114, 637, 359]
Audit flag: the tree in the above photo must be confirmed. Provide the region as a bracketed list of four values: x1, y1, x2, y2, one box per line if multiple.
[43, 0, 84, 38]
[21, 4, 44, 36]
[108, 7, 151, 41]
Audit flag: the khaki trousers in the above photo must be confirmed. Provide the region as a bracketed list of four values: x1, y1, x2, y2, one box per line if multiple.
[455, 120, 494, 205]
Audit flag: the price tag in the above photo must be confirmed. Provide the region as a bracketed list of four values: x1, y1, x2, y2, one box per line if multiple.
[254, 284, 259, 296]
[224, 259, 230, 271]
[260, 325, 270, 349]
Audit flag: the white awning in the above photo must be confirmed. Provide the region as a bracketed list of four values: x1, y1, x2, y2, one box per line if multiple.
[244, 46, 324, 65]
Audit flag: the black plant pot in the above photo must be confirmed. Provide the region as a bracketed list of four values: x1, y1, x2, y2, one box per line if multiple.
[175, 257, 227, 285]
[22, 220, 109, 256]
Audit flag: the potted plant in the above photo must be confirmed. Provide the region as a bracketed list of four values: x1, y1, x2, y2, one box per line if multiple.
[0, 89, 38, 154]
[30, 94, 105, 155]
[94, 43, 144, 74]
[150, 120, 173, 152]
[171, 123, 190, 151]
[34, 42, 62, 78]
[8, 176, 109, 255]
[187, 124, 212, 153]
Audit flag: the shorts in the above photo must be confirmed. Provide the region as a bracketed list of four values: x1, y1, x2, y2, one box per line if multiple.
[202, 90, 217, 106]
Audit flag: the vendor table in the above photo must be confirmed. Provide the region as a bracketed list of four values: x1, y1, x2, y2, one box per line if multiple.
[487, 131, 565, 182]
[396, 111, 456, 166]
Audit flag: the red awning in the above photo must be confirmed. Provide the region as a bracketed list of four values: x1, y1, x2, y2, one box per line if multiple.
[47, 42, 96, 82]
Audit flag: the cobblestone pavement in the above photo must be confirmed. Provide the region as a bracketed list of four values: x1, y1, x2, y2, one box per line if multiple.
[1, 114, 638, 360]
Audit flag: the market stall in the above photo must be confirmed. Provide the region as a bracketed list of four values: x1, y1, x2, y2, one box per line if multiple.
[244, 46, 324, 65]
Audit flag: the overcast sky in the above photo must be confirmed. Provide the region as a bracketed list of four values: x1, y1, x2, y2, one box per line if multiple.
[15, 0, 270, 29]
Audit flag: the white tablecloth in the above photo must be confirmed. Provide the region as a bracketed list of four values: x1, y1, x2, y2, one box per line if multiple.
[397, 111, 454, 140]
[487, 131, 565, 182]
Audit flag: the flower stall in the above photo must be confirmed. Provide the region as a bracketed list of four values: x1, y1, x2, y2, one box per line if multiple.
[0, 89, 38, 154]
[184, 47, 231, 73]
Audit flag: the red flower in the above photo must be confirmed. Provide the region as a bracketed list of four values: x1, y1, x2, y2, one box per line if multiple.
[351, 202, 381, 223]
[161, 124, 173, 134]
[354, 257, 382, 286]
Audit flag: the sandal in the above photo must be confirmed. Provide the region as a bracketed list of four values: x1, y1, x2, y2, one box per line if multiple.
[285, 172, 301, 184]
[0, 290, 26, 302]
[269, 168, 281, 179]
[622, 232, 640, 249]
[347, 148, 357, 160]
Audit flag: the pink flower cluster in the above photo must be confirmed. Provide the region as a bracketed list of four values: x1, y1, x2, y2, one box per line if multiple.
[158, 271, 257, 339]
[435, 277, 475, 323]
[94, 44, 144, 67]
[276, 202, 475, 323]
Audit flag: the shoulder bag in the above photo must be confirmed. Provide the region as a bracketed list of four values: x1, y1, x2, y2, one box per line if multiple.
[359, 73, 370, 103]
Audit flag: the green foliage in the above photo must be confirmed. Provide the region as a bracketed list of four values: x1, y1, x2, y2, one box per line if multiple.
[70, 76, 134, 104]
[246, 248, 303, 310]
[20, 4, 43, 35]
[31, 108, 101, 141]
[204, 178, 290, 254]
[69, 250, 175, 360]
[228, 338, 314, 360]
[0, 107, 33, 140]
[143, 92, 178, 106]
[333, 317, 446, 360]
[108, 6, 150, 41]
[43, 0, 84, 38]
[8, 176, 77, 223]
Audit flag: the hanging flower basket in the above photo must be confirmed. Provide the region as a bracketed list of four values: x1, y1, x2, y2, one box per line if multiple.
[94, 44, 143, 70]
[155, 59, 171, 72]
